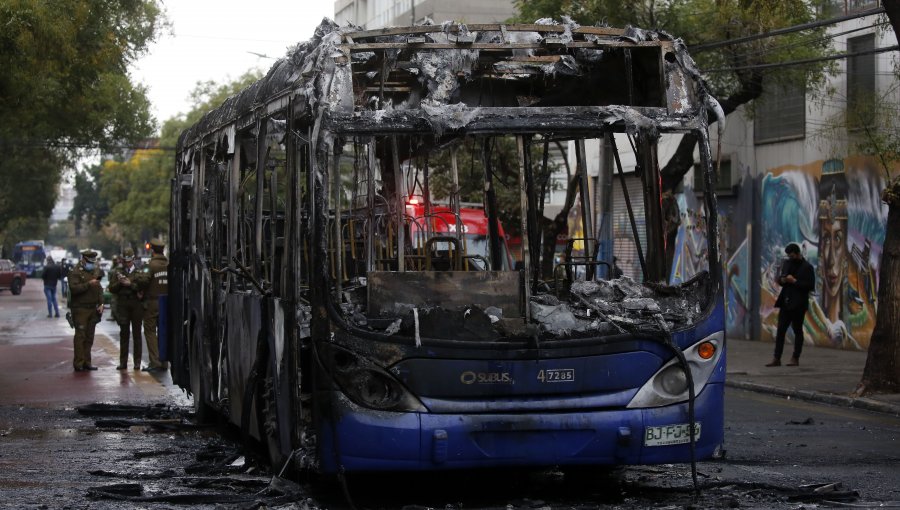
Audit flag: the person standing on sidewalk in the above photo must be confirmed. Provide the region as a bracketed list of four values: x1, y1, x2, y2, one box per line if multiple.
[41, 257, 62, 318]
[767, 243, 815, 367]
[136, 239, 168, 372]
[68, 250, 105, 371]
[108, 248, 143, 370]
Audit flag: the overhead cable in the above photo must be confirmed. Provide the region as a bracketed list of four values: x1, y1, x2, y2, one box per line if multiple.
[691, 6, 885, 53]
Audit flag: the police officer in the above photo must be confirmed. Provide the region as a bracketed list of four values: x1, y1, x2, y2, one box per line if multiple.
[108, 248, 143, 370]
[137, 239, 168, 372]
[68, 250, 105, 371]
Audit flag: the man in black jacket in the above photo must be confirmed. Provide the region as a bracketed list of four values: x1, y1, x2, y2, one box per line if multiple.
[767, 243, 816, 367]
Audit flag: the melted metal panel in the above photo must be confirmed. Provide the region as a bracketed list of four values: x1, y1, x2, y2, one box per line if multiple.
[367, 270, 522, 318]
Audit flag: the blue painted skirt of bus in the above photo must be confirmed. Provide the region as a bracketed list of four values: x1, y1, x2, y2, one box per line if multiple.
[315, 382, 724, 473]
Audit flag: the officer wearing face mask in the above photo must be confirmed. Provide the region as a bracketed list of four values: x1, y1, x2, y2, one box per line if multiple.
[68, 250, 105, 372]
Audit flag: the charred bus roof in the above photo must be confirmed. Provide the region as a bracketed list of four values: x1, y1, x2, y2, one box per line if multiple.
[177, 19, 713, 151]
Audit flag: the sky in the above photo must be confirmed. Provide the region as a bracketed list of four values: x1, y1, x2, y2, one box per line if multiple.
[129, 1, 335, 130]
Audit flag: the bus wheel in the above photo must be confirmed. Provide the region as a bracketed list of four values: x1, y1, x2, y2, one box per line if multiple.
[10, 279, 22, 295]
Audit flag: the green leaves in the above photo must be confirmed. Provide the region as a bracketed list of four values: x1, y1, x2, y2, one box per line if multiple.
[0, 0, 166, 250]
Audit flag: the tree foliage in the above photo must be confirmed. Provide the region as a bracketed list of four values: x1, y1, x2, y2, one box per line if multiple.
[0, 0, 166, 248]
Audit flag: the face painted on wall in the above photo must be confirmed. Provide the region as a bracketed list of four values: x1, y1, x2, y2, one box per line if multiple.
[817, 176, 848, 320]
[820, 216, 847, 300]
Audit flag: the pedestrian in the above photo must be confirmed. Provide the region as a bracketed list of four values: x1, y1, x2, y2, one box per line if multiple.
[68, 250, 105, 371]
[41, 257, 63, 318]
[136, 239, 168, 372]
[767, 243, 815, 367]
[108, 248, 143, 370]
[612, 256, 624, 278]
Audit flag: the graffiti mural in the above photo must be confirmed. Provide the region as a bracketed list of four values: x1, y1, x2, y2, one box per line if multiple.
[669, 186, 709, 284]
[759, 157, 886, 351]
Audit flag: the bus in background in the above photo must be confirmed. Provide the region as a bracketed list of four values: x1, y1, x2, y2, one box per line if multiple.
[12, 240, 46, 278]
[169, 21, 725, 482]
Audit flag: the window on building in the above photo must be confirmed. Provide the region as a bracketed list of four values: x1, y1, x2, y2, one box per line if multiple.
[754, 82, 806, 144]
[847, 34, 876, 128]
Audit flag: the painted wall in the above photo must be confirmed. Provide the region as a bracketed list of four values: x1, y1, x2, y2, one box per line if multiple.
[758, 157, 887, 350]
[668, 155, 887, 350]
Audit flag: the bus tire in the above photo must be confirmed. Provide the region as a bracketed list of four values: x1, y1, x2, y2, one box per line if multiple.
[10, 279, 22, 295]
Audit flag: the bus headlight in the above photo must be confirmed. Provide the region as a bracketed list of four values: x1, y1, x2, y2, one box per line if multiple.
[317, 342, 426, 412]
[658, 364, 689, 395]
[627, 331, 724, 409]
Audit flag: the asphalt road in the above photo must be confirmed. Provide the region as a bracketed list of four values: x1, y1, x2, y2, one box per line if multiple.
[1, 281, 899, 509]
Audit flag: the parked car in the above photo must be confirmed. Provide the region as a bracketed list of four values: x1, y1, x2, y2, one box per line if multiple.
[0, 259, 27, 295]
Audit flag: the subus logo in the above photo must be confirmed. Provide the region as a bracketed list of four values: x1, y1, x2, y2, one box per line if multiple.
[460, 371, 513, 385]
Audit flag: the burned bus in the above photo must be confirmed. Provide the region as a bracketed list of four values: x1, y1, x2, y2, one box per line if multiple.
[169, 20, 725, 476]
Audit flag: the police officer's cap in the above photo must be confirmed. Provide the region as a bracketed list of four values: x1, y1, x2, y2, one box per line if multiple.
[81, 250, 98, 263]
[149, 238, 165, 249]
[122, 248, 135, 261]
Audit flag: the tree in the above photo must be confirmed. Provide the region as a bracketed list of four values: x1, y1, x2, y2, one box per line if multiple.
[0, 0, 166, 247]
[851, 3, 900, 396]
[71, 163, 110, 233]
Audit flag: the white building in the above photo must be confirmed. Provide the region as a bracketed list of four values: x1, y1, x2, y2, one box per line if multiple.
[334, 0, 515, 28]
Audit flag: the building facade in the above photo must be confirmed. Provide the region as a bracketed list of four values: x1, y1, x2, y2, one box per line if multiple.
[334, 0, 515, 28]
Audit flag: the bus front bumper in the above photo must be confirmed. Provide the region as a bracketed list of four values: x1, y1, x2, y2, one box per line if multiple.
[316, 382, 724, 473]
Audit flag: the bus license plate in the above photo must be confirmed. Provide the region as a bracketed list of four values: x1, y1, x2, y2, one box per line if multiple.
[644, 423, 701, 446]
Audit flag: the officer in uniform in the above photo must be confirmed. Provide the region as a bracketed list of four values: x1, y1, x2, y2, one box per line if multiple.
[68, 250, 105, 371]
[108, 248, 143, 370]
[137, 238, 168, 372]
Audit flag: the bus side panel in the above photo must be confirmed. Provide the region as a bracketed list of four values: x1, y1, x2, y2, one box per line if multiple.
[226, 294, 263, 435]
[315, 383, 723, 473]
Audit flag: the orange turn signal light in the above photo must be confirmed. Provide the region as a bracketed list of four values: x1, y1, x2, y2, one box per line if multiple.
[697, 341, 716, 360]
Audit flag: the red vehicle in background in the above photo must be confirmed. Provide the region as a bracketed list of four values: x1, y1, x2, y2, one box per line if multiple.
[0, 259, 27, 295]
[406, 200, 513, 271]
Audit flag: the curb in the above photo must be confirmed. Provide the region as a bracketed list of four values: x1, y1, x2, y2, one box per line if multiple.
[725, 380, 900, 416]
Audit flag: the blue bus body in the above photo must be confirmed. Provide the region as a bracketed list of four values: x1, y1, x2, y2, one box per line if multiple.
[316, 303, 726, 472]
[169, 21, 725, 477]
[12, 241, 46, 277]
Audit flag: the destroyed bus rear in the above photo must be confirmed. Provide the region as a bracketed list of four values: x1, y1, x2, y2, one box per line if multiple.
[169, 20, 725, 476]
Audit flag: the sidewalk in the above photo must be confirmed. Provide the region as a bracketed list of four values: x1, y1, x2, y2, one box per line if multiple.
[726, 338, 900, 416]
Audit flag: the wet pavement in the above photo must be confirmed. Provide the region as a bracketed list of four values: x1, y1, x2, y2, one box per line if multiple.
[0, 285, 188, 408]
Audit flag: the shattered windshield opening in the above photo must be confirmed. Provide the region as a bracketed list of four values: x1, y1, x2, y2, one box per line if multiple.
[325, 131, 714, 342]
